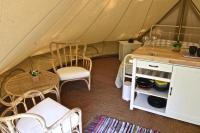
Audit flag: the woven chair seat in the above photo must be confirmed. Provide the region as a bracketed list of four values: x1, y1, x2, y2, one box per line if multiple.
[57, 66, 90, 81]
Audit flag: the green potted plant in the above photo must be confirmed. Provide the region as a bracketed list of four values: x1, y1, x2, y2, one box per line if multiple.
[30, 70, 40, 81]
[172, 41, 182, 52]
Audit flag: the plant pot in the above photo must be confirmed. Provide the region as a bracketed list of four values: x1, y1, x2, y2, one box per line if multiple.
[32, 76, 39, 82]
[172, 47, 181, 52]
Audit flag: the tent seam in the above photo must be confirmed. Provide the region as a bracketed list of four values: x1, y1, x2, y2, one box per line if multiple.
[0, 0, 64, 64]
[103, 0, 133, 41]
[75, 0, 112, 41]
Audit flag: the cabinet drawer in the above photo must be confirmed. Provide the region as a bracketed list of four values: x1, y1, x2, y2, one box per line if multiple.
[136, 60, 172, 72]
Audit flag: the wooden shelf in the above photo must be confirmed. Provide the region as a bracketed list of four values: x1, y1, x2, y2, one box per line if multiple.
[135, 73, 171, 82]
[135, 87, 168, 99]
[133, 93, 166, 115]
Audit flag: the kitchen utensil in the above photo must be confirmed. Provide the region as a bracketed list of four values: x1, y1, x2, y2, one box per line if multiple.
[197, 48, 200, 57]
[136, 78, 153, 89]
[189, 46, 197, 56]
[147, 96, 167, 108]
[154, 80, 169, 91]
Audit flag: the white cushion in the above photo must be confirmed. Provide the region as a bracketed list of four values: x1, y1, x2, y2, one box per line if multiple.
[16, 98, 79, 133]
[57, 66, 90, 81]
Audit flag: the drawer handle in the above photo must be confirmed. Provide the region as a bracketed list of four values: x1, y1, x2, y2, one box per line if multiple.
[148, 65, 159, 68]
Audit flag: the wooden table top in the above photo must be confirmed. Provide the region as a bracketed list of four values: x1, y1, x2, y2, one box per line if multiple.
[5, 71, 59, 96]
[131, 46, 200, 68]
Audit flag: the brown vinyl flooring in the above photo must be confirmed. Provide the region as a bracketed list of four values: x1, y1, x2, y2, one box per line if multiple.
[60, 56, 200, 133]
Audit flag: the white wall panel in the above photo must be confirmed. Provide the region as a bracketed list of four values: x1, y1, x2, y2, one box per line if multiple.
[159, 5, 179, 26]
[36, 0, 89, 48]
[106, 0, 153, 41]
[0, 0, 76, 74]
[106, 0, 178, 41]
[192, 0, 200, 11]
[185, 6, 200, 27]
[0, 0, 59, 61]
[142, 0, 179, 30]
[57, 0, 110, 42]
[2, 0, 198, 74]
[78, 0, 131, 44]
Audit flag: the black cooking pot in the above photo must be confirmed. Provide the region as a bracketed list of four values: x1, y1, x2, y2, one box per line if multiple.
[136, 78, 153, 89]
[147, 96, 167, 108]
[197, 48, 200, 57]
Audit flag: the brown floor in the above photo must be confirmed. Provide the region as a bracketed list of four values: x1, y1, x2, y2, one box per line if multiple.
[60, 56, 200, 133]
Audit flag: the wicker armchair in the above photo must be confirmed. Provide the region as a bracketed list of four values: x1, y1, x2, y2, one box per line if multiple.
[49, 42, 92, 91]
[0, 90, 82, 133]
[0, 68, 26, 113]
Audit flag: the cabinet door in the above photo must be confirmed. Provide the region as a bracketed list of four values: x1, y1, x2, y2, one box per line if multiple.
[166, 66, 200, 125]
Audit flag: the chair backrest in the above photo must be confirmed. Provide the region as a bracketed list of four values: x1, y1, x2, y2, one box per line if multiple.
[2, 90, 45, 117]
[0, 108, 82, 133]
[0, 90, 82, 133]
[0, 113, 47, 133]
[49, 42, 87, 69]
[0, 90, 46, 133]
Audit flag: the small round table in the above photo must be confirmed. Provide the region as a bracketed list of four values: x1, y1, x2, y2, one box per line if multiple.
[5, 71, 60, 102]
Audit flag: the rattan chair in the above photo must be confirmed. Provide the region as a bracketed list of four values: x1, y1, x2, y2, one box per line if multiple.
[49, 42, 92, 91]
[0, 90, 82, 133]
[0, 68, 25, 106]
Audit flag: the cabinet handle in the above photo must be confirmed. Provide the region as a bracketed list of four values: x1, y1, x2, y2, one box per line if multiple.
[169, 87, 173, 95]
[148, 65, 159, 68]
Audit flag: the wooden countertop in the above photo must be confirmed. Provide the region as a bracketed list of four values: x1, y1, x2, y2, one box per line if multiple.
[132, 46, 200, 68]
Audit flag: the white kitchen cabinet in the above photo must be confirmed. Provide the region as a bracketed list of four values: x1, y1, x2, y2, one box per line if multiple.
[130, 59, 172, 116]
[166, 66, 200, 125]
[129, 58, 200, 125]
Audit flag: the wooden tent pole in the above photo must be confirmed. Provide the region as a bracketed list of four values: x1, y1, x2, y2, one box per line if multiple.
[177, 0, 187, 41]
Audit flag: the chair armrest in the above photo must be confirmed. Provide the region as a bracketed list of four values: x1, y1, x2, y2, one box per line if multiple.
[49, 58, 58, 74]
[1, 98, 19, 116]
[48, 107, 82, 131]
[0, 95, 13, 107]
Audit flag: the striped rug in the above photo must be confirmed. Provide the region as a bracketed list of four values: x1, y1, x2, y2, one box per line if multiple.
[85, 115, 159, 133]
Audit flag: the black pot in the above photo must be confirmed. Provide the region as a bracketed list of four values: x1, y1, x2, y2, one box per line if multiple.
[197, 48, 200, 57]
[147, 96, 167, 108]
[189, 46, 197, 56]
[136, 78, 153, 89]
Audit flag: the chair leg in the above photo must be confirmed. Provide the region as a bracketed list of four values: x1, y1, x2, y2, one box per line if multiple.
[60, 81, 69, 94]
[55, 86, 60, 102]
[60, 79, 91, 92]
[78, 108, 82, 133]
[79, 121, 82, 133]
[88, 76, 91, 91]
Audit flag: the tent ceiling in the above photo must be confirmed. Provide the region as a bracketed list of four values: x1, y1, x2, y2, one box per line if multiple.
[1, 0, 200, 74]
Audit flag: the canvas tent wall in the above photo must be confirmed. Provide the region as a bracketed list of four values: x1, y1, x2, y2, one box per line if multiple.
[0, 0, 200, 74]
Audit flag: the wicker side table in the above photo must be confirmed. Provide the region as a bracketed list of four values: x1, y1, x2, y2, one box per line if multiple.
[4, 71, 60, 102]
